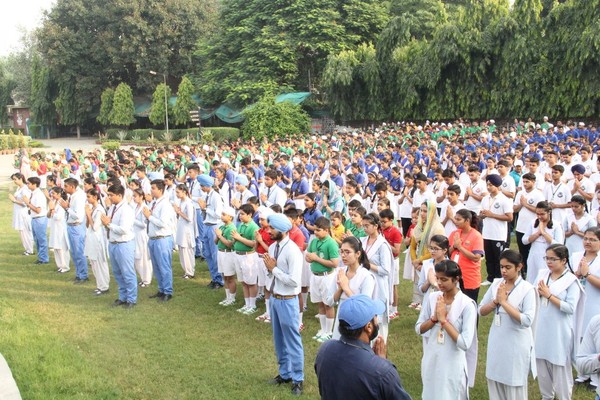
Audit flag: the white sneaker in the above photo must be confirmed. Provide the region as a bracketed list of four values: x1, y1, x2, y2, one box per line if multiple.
[316, 333, 332, 343]
[237, 306, 249, 313]
[243, 307, 258, 315]
[481, 281, 491, 286]
[218, 298, 229, 305]
[221, 299, 236, 306]
[312, 331, 324, 340]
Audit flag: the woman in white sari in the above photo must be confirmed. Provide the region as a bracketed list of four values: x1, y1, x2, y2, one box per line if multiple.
[48, 187, 71, 273]
[360, 212, 394, 342]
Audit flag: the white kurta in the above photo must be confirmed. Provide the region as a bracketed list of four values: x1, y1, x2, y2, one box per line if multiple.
[133, 205, 151, 260]
[84, 207, 108, 262]
[49, 206, 70, 251]
[571, 251, 600, 333]
[522, 221, 564, 284]
[328, 266, 376, 340]
[416, 291, 478, 400]
[175, 197, 198, 248]
[563, 212, 596, 254]
[534, 269, 584, 366]
[12, 185, 31, 230]
[479, 278, 537, 386]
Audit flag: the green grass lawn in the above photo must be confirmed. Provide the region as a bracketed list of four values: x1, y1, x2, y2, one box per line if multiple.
[0, 185, 594, 399]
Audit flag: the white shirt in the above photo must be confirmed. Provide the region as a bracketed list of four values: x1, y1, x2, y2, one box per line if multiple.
[107, 200, 135, 242]
[514, 189, 545, 233]
[147, 195, 176, 237]
[67, 188, 86, 224]
[269, 237, 303, 295]
[261, 185, 286, 208]
[203, 189, 224, 225]
[464, 179, 487, 214]
[481, 192, 513, 241]
[30, 188, 47, 218]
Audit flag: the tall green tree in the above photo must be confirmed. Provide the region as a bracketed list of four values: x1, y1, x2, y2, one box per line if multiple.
[173, 76, 196, 126]
[149, 83, 172, 127]
[194, 0, 388, 106]
[0, 62, 16, 128]
[110, 83, 135, 127]
[36, 0, 218, 132]
[97, 88, 114, 126]
[30, 54, 56, 138]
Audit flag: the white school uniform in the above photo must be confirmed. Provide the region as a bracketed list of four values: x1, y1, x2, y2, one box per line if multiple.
[522, 221, 564, 284]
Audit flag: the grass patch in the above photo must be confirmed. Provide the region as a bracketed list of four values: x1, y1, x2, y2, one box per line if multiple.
[0, 185, 592, 399]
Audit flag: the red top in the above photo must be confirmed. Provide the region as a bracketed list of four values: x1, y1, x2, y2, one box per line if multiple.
[448, 228, 484, 290]
[257, 227, 275, 255]
[289, 226, 307, 251]
[382, 226, 403, 258]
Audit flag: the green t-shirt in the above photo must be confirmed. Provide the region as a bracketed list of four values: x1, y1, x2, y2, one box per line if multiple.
[307, 236, 339, 273]
[217, 223, 235, 251]
[233, 220, 259, 252]
[344, 220, 366, 238]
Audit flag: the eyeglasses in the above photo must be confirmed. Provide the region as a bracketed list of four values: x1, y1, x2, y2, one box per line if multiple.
[543, 256, 561, 262]
[584, 237, 600, 242]
[428, 247, 442, 252]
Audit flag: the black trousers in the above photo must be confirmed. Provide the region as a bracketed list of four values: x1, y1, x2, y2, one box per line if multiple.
[401, 217, 412, 238]
[515, 231, 531, 274]
[484, 239, 505, 282]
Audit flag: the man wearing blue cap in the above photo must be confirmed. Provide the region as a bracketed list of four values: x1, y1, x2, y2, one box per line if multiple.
[264, 213, 305, 396]
[314, 294, 412, 400]
[198, 174, 225, 289]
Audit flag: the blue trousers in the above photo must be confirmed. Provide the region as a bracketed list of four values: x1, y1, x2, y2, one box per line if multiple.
[202, 225, 223, 285]
[31, 217, 49, 263]
[270, 296, 304, 383]
[148, 236, 174, 295]
[195, 210, 204, 257]
[68, 223, 88, 279]
[109, 240, 137, 303]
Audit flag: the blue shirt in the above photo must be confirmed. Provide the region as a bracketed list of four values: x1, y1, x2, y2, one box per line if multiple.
[314, 336, 412, 400]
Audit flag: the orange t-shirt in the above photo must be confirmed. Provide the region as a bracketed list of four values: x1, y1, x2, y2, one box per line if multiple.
[449, 228, 484, 290]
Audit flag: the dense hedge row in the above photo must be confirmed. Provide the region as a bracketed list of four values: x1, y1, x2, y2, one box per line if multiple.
[103, 127, 240, 142]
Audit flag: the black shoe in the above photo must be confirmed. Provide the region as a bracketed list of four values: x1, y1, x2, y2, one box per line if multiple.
[122, 302, 136, 309]
[74, 278, 89, 285]
[207, 281, 216, 289]
[23, 251, 34, 256]
[112, 299, 127, 307]
[149, 292, 165, 299]
[212, 282, 224, 289]
[268, 375, 292, 385]
[291, 382, 303, 396]
[94, 289, 109, 296]
[34, 260, 49, 265]
[159, 294, 173, 302]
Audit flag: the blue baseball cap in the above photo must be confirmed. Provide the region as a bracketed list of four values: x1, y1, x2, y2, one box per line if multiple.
[338, 295, 386, 330]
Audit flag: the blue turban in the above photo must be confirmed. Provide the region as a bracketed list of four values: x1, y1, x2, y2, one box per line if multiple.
[198, 174, 214, 187]
[571, 164, 586, 175]
[235, 174, 249, 186]
[268, 213, 292, 233]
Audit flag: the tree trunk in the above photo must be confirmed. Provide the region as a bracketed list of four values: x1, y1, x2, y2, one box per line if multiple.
[76, 125, 81, 139]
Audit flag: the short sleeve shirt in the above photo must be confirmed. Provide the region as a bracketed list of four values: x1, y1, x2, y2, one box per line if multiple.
[218, 223, 235, 251]
[308, 236, 339, 273]
[233, 221, 259, 252]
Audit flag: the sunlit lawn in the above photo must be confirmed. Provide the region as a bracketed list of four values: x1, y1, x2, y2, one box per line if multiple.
[0, 185, 593, 399]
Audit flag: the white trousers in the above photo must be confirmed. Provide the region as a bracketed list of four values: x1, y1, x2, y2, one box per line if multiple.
[90, 259, 110, 291]
[20, 228, 33, 253]
[54, 248, 70, 271]
[536, 359, 573, 400]
[487, 378, 527, 400]
[134, 255, 153, 284]
[179, 246, 195, 277]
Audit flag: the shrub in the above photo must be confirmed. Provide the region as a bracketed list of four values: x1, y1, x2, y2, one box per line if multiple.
[101, 141, 121, 151]
[0, 135, 7, 150]
[29, 141, 45, 148]
[207, 127, 240, 142]
[7, 129, 17, 149]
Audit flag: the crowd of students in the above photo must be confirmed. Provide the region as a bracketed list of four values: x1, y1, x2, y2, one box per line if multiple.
[8, 117, 600, 399]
